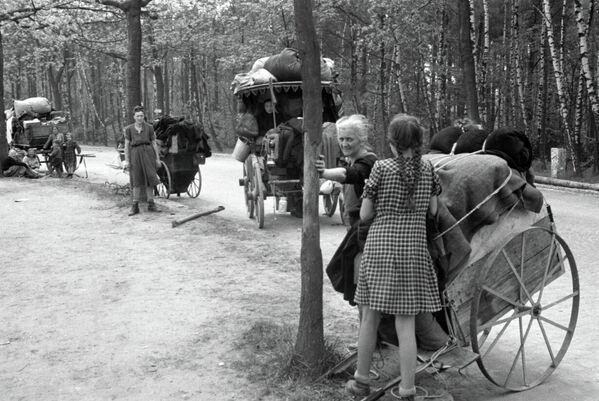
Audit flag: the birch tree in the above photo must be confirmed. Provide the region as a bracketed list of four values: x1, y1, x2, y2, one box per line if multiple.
[542, 0, 579, 173]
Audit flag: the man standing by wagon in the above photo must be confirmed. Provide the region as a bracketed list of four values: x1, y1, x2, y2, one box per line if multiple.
[123, 105, 162, 216]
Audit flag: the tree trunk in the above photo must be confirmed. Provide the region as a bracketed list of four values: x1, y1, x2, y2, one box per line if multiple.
[164, 53, 170, 115]
[575, 0, 599, 130]
[293, 0, 324, 372]
[125, 4, 143, 121]
[512, 0, 528, 134]
[479, 0, 490, 125]
[542, 0, 579, 173]
[458, 0, 480, 123]
[48, 64, 64, 110]
[0, 30, 7, 166]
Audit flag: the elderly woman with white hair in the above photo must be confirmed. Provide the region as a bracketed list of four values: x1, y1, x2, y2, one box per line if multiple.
[315, 114, 377, 227]
[1, 149, 42, 178]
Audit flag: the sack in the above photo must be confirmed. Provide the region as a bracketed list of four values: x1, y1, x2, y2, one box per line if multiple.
[320, 58, 333, 81]
[235, 113, 259, 138]
[264, 48, 302, 81]
[14, 97, 52, 119]
[230, 73, 254, 92]
[249, 56, 270, 73]
[251, 68, 277, 85]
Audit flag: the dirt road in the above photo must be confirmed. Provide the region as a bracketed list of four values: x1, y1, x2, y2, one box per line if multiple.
[1, 146, 598, 400]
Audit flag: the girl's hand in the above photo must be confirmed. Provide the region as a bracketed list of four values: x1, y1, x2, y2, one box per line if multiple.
[122, 160, 129, 169]
[155, 159, 161, 169]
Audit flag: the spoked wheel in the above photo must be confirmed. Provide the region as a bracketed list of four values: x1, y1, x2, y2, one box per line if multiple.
[252, 160, 265, 229]
[243, 162, 254, 219]
[322, 189, 339, 217]
[156, 161, 171, 199]
[470, 226, 579, 391]
[186, 166, 202, 198]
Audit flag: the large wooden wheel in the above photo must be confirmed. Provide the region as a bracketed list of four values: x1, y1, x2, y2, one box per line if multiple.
[156, 161, 171, 199]
[243, 162, 254, 219]
[470, 226, 579, 391]
[252, 159, 265, 229]
[186, 166, 202, 198]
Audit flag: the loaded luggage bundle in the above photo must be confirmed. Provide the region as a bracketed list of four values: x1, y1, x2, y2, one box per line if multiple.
[231, 49, 342, 172]
[153, 116, 212, 162]
[6, 97, 68, 148]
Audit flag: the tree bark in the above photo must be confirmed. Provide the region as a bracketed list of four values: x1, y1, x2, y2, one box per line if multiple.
[458, 0, 480, 123]
[293, 0, 324, 372]
[542, 0, 579, 173]
[98, 0, 153, 122]
[0, 30, 7, 166]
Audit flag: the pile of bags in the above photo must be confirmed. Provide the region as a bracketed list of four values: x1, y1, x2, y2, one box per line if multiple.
[5, 97, 67, 147]
[230, 48, 337, 92]
[153, 116, 212, 158]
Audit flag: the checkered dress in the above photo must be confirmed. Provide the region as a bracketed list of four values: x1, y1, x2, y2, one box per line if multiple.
[354, 157, 442, 315]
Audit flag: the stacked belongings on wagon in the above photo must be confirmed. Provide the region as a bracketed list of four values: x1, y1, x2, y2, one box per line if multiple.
[5, 97, 69, 149]
[153, 116, 212, 163]
[231, 48, 342, 176]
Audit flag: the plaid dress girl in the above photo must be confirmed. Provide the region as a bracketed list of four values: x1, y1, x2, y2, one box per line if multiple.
[354, 157, 442, 315]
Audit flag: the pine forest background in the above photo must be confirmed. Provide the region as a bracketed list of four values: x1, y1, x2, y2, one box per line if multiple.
[1, 0, 599, 177]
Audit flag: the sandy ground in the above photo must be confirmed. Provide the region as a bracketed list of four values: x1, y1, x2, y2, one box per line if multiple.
[1, 146, 598, 401]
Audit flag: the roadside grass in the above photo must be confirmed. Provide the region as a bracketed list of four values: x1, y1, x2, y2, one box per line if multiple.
[233, 320, 350, 401]
[41, 177, 132, 208]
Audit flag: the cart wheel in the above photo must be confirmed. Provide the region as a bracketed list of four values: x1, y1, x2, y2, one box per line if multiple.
[322, 189, 339, 217]
[186, 166, 202, 198]
[253, 161, 265, 229]
[470, 227, 579, 391]
[243, 162, 254, 219]
[156, 161, 171, 199]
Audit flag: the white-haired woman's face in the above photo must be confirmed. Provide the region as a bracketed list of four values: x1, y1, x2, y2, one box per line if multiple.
[337, 127, 363, 158]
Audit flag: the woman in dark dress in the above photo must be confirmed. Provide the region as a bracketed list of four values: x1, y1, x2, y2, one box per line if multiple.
[315, 114, 377, 227]
[123, 106, 161, 216]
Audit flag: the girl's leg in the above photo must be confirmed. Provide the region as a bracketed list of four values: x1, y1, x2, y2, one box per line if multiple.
[355, 306, 381, 379]
[395, 314, 417, 396]
[129, 187, 141, 216]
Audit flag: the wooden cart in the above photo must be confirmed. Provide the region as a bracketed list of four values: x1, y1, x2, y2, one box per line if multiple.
[234, 81, 342, 228]
[155, 151, 204, 199]
[324, 204, 579, 399]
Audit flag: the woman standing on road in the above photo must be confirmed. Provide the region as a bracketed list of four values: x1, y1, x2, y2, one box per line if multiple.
[315, 114, 377, 227]
[346, 114, 442, 400]
[123, 105, 161, 216]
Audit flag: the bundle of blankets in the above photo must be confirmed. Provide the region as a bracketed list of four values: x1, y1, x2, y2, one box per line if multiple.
[153, 116, 212, 158]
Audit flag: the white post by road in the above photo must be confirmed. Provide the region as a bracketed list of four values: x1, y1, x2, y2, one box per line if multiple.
[551, 147, 566, 178]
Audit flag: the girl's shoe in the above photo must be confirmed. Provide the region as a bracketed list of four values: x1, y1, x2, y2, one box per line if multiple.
[345, 378, 370, 397]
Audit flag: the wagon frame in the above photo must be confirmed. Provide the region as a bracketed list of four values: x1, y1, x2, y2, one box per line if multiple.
[234, 80, 342, 228]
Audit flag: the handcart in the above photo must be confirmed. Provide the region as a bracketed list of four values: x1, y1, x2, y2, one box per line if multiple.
[323, 153, 579, 399]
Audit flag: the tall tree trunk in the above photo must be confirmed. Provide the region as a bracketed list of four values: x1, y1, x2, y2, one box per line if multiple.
[48, 64, 64, 110]
[0, 31, 7, 165]
[458, 0, 480, 123]
[479, 0, 490, 125]
[534, 22, 547, 160]
[542, 0, 579, 173]
[436, 3, 449, 128]
[99, 1, 153, 122]
[512, 0, 528, 134]
[293, 0, 324, 372]
[163, 53, 170, 115]
[575, 0, 599, 129]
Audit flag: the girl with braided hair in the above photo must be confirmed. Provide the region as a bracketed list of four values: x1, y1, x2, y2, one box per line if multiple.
[345, 114, 442, 400]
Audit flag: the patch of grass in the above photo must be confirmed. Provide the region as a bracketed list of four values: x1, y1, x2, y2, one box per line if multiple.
[232, 320, 350, 401]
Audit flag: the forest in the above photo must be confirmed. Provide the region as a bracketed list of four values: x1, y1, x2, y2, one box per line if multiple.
[1, 0, 598, 177]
